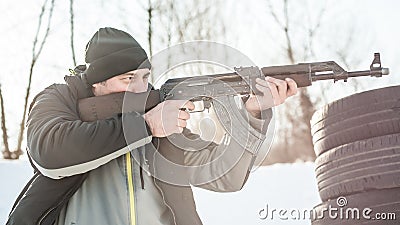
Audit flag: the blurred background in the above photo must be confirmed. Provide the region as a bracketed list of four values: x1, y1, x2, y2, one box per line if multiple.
[0, 0, 399, 224]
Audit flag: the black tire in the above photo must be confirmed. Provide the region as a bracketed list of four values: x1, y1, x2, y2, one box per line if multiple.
[311, 99, 399, 135]
[315, 134, 400, 176]
[313, 115, 400, 157]
[311, 188, 400, 225]
[314, 134, 400, 201]
[311, 85, 400, 126]
[310, 85, 400, 156]
[318, 159, 400, 202]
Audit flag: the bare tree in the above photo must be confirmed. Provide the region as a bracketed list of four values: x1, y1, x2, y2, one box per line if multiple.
[262, 0, 366, 166]
[69, 0, 77, 66]
[263, 0, 328, 164]
[146, 0, 154, 58]
[14, 0, 56, 159]
[144, 0, 163, 83]
[152, 0, 225, 46]
[143, 0, 225, 82]
[0, 84, 11, 159]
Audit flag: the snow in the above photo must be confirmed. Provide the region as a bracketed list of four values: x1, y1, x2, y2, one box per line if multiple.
[0, 160, 320, 224]
[194, 162, 321, 225]
[0, 159, 33, 224]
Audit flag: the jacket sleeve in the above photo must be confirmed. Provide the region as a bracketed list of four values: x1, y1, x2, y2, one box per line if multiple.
[183, 109, 272, 192]
[27, 86, 152, 179]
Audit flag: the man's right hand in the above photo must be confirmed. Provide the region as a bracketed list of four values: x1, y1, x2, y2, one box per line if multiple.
[143, 100, 195, 137]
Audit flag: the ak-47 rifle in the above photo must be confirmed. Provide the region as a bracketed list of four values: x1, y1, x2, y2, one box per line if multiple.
[78, 53, 389, 150]
[78, 53, 389, 122]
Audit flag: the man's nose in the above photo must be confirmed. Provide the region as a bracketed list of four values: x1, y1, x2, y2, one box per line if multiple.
[131, 79, 148, 93]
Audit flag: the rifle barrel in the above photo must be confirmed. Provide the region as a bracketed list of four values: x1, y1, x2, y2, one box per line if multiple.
[349, 68, 389, 77]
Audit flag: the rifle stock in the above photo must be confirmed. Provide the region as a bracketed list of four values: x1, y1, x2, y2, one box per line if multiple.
[78, 91, 161, 121]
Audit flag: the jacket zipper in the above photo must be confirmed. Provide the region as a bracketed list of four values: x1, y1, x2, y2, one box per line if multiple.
[126, 152, 136, 225]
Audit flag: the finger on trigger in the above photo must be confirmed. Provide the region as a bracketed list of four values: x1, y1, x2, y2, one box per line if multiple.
[183, 100, 195, 111]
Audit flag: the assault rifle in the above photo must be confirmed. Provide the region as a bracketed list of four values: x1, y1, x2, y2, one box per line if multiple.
[78, 53, 389, 155]
[78, 53, 389, 122]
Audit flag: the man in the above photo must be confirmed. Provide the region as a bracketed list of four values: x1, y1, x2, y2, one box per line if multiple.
[7, 27, 297, 225]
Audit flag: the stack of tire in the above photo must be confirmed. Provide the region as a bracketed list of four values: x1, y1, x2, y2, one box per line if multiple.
[310, 85, 400, 225]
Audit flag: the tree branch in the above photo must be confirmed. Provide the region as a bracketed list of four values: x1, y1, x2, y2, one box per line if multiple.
[0, 84, 11, 159]
[15, 0, 56, 158]
[70, 0, 76, 66]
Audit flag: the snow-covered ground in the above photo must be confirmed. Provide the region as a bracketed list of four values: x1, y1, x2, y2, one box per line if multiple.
[0, 159, 320, 225]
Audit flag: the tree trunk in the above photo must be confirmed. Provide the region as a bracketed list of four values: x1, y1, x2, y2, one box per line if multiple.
[15, 0, 55, 159]
[147, 0, 154, 83]
[70, 0, 77, 66]
[0, 84, 11, 159]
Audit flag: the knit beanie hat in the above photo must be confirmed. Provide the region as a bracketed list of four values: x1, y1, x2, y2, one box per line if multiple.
[85, 27, 151, 85]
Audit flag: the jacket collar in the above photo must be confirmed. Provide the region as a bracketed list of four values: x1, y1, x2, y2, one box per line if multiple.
[64, 74, 94, 100]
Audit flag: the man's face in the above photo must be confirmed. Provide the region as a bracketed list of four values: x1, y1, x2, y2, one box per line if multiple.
[92, 68, 150, 96]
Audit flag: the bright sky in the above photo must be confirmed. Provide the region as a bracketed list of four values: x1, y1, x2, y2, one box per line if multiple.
[0, 0, 399, 149]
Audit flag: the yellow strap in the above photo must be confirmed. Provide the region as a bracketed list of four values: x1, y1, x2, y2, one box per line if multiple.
[126, 153, 136, 225]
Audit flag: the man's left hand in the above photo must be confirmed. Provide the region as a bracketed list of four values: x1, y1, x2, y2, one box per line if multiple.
[245, 76, 298, 118]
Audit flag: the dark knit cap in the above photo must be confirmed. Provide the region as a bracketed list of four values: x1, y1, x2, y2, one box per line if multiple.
[85, 27, 151, 85]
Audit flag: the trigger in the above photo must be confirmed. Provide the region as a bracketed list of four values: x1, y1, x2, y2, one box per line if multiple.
[204, 100, 212, 111]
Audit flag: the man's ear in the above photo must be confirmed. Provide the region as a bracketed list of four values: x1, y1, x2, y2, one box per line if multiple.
[92, 81, 106, 88]
[92, 82, 106, 96]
